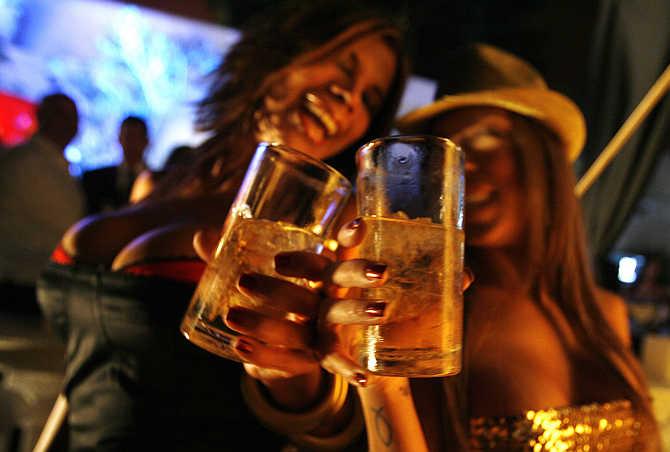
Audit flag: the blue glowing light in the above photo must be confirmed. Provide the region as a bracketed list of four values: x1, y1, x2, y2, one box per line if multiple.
[618, 256, 641, 284]
[0, 0, 23, 43]
[0, 0, 237, 173]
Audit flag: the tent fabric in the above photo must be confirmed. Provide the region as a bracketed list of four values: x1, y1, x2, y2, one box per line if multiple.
[579, 0, 670, 262]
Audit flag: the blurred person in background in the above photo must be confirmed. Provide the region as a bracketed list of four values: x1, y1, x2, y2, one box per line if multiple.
[129, 144, 198, 203]
[627, 255, 670, 346]
[0, 92, 84, 315]
[82, 115, 148, 214]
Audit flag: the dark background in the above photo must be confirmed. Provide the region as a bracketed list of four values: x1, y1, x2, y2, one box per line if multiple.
[117, 0, 670, 280]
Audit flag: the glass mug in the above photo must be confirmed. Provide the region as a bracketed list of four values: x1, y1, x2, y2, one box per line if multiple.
[181, 142, 352, 361]
[343, 135, 465, 377]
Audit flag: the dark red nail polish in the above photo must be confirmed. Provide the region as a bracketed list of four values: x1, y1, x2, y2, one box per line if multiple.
[364, 263, 387, 280]
[364, 301, 386, 317]
[235, 338, 253, 354]
[349, 218, 362, 229]
[238, 274, 257, 290]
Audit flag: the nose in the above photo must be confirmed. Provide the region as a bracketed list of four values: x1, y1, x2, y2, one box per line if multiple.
[329, 84, 353, 111]
[326, 84, 360, 129]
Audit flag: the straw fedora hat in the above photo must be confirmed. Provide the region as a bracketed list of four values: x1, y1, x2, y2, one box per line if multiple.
[395, 43, 586, 161]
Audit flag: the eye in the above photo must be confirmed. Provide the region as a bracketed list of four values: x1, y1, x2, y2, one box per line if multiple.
[467, 131, 507, 152]
[337, 52, 358, 82]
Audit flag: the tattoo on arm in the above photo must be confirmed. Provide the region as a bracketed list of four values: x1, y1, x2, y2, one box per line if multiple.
[372, 405, 393, 446]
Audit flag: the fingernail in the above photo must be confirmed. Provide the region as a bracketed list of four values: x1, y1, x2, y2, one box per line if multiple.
[274, 254, 291, 269]
[364, 301, 386, 317]
[348, 218, 362, 229]
[235, 338, 253, 354]
[353, 373, 367, 387]
[320, 354, 367, 387]
[238, 274, 257, 290]
[364, 263, 387, 280]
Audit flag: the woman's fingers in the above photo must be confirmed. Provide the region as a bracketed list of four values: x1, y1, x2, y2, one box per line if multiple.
[226, 307, 313, 348]
[193, 228, 221, 262]
[274, 251, 332, 281]
[330, 259, 388, 288]
[325, 298, 388, 325]
[320, 353, 369, 387]
[232, 336, 319, 375]
[238, 273, 320, 318]
[336, 217, 366, 248]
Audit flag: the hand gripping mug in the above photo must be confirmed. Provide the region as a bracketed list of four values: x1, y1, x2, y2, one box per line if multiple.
[344, 135, 464, 377]
[181, 143, 352, 361]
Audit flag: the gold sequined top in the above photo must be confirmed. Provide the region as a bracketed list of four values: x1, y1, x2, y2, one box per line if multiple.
[469, 399, 645, 451]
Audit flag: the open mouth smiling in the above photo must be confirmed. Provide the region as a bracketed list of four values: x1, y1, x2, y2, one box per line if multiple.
[302, 92, 339, 138]
[255, 90, 341, 146]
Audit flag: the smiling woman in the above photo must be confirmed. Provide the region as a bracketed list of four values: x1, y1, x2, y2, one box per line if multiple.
[253, 25, 398, 160]
[386, 43, 661, 451]
[36, 0, 409, 450]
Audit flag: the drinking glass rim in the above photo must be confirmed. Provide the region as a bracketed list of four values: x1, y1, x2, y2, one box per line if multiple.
[356, 134, 463, 158]
[257, 141, 353, 188]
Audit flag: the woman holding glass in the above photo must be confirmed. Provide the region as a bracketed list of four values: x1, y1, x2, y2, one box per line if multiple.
[206, 44, 660, 450]
[37, 1, 408, 449]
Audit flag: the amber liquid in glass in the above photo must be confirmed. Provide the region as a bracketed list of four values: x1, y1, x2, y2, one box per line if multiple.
[343, 216, 464, 377]
[181, 218, 323, 360]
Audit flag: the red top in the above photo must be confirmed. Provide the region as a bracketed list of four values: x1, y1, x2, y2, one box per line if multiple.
[51, 244, 75, 266]
[122, 260, 205, 284]
[50, 244, 205, 284]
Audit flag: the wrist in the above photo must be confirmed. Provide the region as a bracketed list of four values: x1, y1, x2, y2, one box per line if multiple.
[262, 367, 324, 411]
[358, 375, 409, 394]
[241, 371, 350, 434]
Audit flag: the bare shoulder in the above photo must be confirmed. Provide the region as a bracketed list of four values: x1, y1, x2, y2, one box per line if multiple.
[111, 223, 203, 271]
[62, 192, 233, 267]
[61, 211, 150, 266]
[594, 287, 631, 347]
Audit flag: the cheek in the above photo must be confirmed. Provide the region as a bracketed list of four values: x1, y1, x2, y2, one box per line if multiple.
[349, 114, 370, 142]
[488, 155, 519, 186]
[498, 189, 527, 238]
[264, 72, 309, 111]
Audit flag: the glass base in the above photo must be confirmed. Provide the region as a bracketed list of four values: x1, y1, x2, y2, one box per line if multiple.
[181, 315, 241, 362]
[359, 347, 461, 377]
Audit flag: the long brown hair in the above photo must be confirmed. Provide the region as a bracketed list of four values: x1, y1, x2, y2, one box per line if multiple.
[444, 110, 658, 450]
[464, 112, 657, 445]
[516, 114, 658, 443]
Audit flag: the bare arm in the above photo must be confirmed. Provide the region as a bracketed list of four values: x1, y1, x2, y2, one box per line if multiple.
[357, 378, 428, 452]
[595, 288, 632, 348]
[62, 192, 233, 266]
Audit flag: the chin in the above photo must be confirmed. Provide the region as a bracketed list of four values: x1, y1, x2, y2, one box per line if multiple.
[284, 135, 342, 161]
[465, 223, 506, 248]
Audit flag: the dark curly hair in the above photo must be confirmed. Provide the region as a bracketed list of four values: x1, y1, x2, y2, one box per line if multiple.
[154, 0, 409, 198]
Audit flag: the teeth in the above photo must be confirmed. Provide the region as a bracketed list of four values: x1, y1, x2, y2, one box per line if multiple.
[304, 92, 338, 136]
